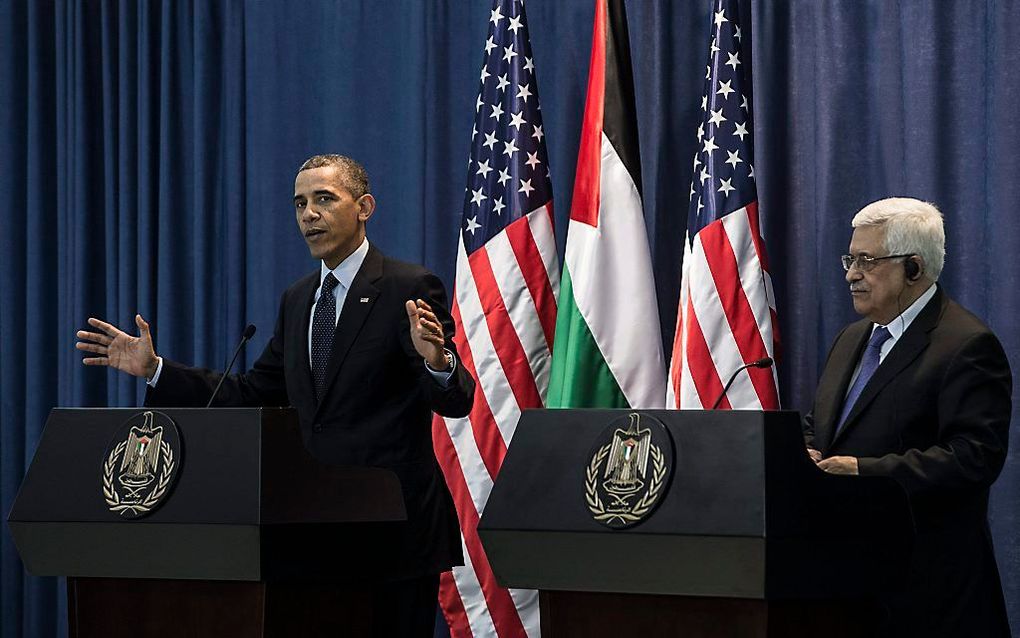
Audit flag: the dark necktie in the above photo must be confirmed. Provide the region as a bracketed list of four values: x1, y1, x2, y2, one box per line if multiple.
[311, 273, 340, 400]
[835, 326, 892, 434]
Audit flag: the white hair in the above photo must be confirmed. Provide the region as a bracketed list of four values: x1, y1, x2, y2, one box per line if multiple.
[851, 197, 945, 280]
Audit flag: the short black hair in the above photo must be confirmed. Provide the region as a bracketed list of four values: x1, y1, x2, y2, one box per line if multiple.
[297, 154, 370, 198]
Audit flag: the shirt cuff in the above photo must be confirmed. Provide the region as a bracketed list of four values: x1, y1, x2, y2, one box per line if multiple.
[146, 356, 164, 387]
[424, 349, 456, 386]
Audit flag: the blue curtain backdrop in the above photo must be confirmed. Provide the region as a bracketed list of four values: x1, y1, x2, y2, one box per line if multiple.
[2, 1, 1018, 635]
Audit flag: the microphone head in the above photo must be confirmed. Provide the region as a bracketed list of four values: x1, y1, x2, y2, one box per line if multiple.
[752, 356, 774, 368]
[242, 324, 257, 340]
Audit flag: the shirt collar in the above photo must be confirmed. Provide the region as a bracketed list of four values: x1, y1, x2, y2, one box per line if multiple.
[874, 282, 937, 340]
[319, 238, 370, 292]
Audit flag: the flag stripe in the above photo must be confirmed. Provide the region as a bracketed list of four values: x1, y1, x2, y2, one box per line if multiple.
[547, 265, 629, 408]
[699, 216, 779, 407]
[528, 203, 560, 302]
[468, 248, 544, 413]
[506, 209, 557, 350]
[601, 0, 643, 195]
[487, 222, 553, 390]
[689, 236, 762, 409]
[439, 408, 496, 517]
[450, 539, 498, 637]
[721, 211, 775, 344]
[683, 293, 730, 409]
[456, 245, 522, 447]
[434, 418, 527, 637]
[449, 301, 507, 481]
[439, 571, 476, 638]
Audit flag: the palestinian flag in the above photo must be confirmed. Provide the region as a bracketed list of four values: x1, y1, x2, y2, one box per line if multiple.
[548, 0, 665, 409]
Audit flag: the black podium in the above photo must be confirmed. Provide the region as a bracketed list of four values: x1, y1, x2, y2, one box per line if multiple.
[478, 409, 914, 638]
[8, 408, 407, 637]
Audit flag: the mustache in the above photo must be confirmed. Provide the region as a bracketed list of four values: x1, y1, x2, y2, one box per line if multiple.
[849, 285, 868, 293]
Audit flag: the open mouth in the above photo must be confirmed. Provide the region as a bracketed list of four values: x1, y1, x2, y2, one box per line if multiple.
[304, 228, 327, 239]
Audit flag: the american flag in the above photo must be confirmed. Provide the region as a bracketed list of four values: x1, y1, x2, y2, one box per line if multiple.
[432, 0, 555, 635]
[667, 0, 780, 410]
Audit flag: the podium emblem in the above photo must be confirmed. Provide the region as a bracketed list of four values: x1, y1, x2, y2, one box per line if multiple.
[101, 410, 182, 519]
[585, 412, 674, 528]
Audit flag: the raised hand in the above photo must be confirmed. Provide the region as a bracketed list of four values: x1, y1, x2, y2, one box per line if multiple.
[76, 314, 159, 379]
[405, 299, 449, 370]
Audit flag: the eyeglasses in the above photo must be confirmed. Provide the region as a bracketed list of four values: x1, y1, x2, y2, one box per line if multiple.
[840, 253, 914, 272]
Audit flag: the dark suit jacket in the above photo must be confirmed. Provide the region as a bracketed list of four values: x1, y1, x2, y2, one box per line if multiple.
[146, 245, 474, 580]
[804, 286, 1011, 637]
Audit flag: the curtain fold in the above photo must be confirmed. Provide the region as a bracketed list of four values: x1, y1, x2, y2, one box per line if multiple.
[2, 1, 1018, 635]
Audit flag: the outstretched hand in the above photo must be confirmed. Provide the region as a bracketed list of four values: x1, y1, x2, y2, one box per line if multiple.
[405, 299, 448, 370]
[76, 314, 159, 379]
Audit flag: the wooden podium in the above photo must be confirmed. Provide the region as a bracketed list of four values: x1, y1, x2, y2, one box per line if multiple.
[8, 408, 408, 637]
[478, 409, 915, 637]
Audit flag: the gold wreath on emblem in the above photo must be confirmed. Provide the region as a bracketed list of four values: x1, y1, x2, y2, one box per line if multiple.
[102, 439, 175, 516]
[586, 441, 667, 525]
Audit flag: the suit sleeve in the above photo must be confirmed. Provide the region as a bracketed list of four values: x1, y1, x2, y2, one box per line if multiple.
[400, 271, 475, 418]
[856, 331, 1011, 496]
[145, 293, 290, 408]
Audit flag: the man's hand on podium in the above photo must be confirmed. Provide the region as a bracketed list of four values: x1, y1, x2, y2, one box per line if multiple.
[817, 455, 859, 475]
[76, 315, 159, 379]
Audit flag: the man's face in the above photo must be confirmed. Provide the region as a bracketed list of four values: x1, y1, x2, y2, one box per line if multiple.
[846, 224, 907, 325]
[293, 166, 373, 269]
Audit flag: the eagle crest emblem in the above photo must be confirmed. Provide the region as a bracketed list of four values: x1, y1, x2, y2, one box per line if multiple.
[585, 413, 674, 528]
[102, 410, 182, 518]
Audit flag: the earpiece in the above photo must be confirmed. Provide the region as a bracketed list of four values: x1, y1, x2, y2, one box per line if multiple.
[904, 258, 921, 281]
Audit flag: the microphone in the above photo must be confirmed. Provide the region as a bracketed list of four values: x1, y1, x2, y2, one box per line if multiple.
[710, 356, 774, 410]
[206, 324, 257, 408]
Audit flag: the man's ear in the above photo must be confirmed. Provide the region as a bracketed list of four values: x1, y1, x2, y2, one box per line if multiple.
[357, 193, 376, 222]
[904, 255, 923, 282]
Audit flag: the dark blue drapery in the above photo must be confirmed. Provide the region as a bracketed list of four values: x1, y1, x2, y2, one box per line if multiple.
[2, 1, 1018, 636]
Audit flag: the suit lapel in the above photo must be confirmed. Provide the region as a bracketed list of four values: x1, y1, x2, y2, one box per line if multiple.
[314, 246, 383, 414]
[294, 273, 319, 400]
[831, 288, 945, 447]
[816, 322, 870, 451]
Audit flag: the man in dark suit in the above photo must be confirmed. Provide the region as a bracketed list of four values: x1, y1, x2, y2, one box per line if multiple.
[804, 197, 1011, 637]
[75, 154, 475, 636]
